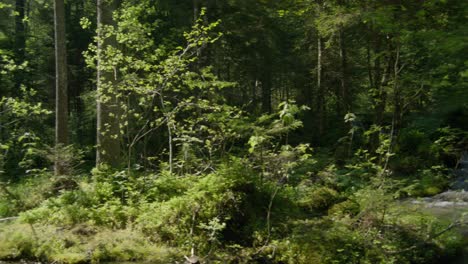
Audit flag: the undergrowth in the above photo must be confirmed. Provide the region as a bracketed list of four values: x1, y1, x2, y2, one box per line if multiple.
[0, 157, 464, 263]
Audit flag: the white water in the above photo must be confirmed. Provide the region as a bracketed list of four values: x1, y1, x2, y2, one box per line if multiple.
[408, 151, 468, 263]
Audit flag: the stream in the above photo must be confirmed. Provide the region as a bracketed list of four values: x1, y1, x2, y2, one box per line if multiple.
[408, 192, 468, 264]
[407, 151, 468, 264]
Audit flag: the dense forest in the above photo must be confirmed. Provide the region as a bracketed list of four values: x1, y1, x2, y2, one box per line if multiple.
[0, 0, 467, 263]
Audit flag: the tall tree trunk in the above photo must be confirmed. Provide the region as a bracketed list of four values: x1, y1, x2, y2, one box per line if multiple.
[339, 27, 350, 113]
[337, 0, 350, 115]
[368, 30, 393, 153]
[54, 0, 68, 175]
[96, 0, 121, 167]
[193, 0, 199, 22]
[393, 41, 402, 136]
[261, 65, 272, 113]
[368, 30, 384, 153]
[14, 0, 25, 61]
[316, 36, 325, 137]
[14, 0, 26, 90]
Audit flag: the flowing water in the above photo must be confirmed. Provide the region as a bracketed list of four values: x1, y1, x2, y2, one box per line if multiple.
[409, 193, 468, 264]
[407, 151, 468, 263]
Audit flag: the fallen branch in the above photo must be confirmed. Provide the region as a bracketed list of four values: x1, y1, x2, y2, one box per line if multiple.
[0, 216, 19, 222]
[386, 220, 468, 254]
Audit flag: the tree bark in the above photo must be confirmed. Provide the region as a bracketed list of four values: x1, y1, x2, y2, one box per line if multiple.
[54, 0, 68, 175]
[193, 0, 200, 22]
[316, 36, 325, 137]
[315, 0, 326, 139]
[96, 0, 121, 167]
[392, 41, 402, 136]
[261, 67, 272, 113]
[339, 27, 350, 113]
[14, 0, 25, 62]
[14, 0, 26, 90]
[367, 30, 386, 153]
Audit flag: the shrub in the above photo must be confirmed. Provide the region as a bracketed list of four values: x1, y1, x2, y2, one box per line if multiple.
[0, 172, 53, 217]
[136, 162, 256, 252]
[401, 167, 448, 197]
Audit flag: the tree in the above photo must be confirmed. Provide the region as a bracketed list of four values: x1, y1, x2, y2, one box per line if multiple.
[96, 0, 121, 167]
[13, 0, 26, 90]
[53, 0, 68, 175]
[338, 0, 350, 114]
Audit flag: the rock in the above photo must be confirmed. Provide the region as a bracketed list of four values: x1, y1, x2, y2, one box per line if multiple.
[184, 255, 200, 264]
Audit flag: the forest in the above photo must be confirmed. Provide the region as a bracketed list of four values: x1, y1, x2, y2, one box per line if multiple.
[0, 0, 467, 263]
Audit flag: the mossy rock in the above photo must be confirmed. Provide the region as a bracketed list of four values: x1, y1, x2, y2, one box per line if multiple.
[298, 186, 339, 212]
[424, 186, 442, 196]
[328, 199, 360, 217]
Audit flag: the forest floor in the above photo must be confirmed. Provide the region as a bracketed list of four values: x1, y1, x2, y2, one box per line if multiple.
[1, 156, 468, 263]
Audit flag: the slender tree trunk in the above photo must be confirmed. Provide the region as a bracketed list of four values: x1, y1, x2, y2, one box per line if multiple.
[314, 0, 326, 138]
[14, 0, 26, 90]
[193, 0, 199, 22]
[316, 36, 325, 137]
[393, 41, 402, 136]
[14, 0, 25, 61]
[339, 27, 350, 113]
[96, 0, 121, 167]
[54, 0, 68, 175]
[373, 35, 383, 127]
[368, 30, 386, 152]
[253, 78, 259, 112]
[261, 68, 272, 113]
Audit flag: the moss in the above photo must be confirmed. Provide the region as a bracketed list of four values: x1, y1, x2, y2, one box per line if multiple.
[424, 186, 442, 196]
[50, 252, 87, 264]
[297, 186, 339, 212]
[0, 223, 35, 260]
[0, 222, 180, 263]
[328, 199, 360, 217]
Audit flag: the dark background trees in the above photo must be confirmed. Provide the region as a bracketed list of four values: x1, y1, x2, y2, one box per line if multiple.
[0, 0, 465, 175]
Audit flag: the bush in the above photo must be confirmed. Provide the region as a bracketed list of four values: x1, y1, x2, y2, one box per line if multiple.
[0, 172, 53, 217]
[400, 167, 449, 197]
[136, 161, 257, 252]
